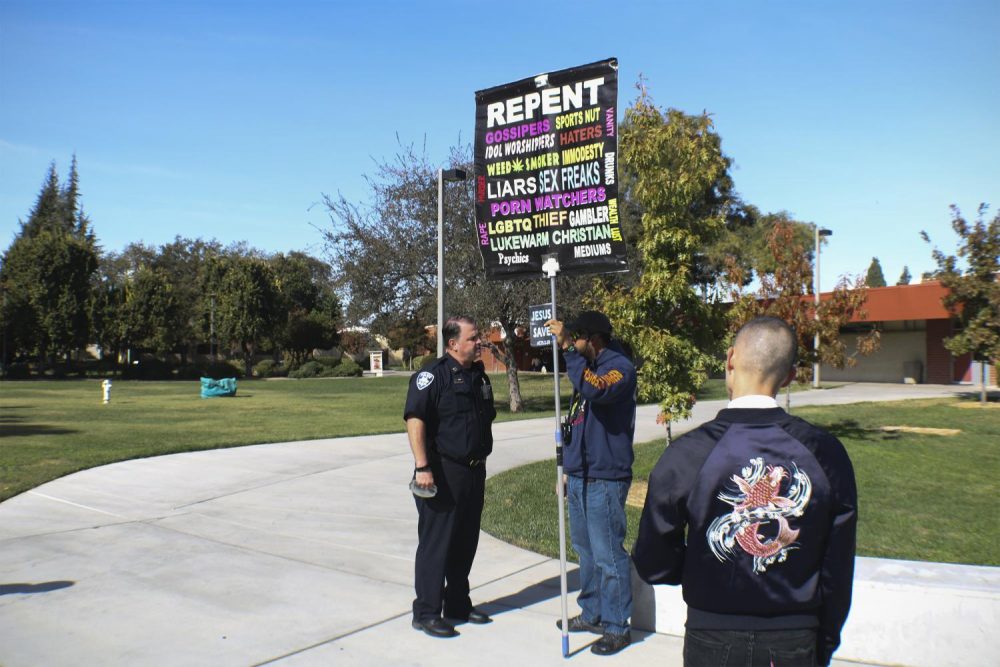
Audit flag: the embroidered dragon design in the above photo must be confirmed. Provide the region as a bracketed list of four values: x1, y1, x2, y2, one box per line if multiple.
[706, 457, 812, 574]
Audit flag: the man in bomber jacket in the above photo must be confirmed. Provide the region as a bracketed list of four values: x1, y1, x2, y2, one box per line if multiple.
[633, 317, 857, 666]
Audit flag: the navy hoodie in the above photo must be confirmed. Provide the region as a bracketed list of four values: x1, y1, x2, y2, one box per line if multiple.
[562, 343, 637, 480]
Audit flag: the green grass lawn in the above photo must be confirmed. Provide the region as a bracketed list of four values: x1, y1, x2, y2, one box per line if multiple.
[695, 378, 844, 402]
[5, 375, 997, 565]
[0, 373, 571, 501]
[483, 397, 1000, 567]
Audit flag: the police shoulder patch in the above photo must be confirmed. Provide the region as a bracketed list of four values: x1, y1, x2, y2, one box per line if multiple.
[416, 372, 435, 391]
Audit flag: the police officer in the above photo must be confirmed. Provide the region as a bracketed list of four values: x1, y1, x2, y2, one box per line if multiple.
[405, 315, 497, 638]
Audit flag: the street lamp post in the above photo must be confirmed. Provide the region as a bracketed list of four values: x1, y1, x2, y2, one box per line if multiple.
[813, 226, 833, 388]
[437, 168, 467, 357]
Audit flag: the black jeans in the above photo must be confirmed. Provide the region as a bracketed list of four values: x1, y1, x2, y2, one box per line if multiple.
[683, 628, 817, 667]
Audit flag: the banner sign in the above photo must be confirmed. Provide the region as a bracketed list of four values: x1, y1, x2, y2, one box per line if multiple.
[474, 58, 627, 279]
[529, 303, 554, 348]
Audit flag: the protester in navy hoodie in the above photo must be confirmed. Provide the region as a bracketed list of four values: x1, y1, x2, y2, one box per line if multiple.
[546, 310, 637, 656]
[633, 316, 857, 666]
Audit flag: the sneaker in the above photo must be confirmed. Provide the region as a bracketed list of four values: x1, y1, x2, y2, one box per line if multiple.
[555, 614, 603, 634]
[591, 631, 631, 656]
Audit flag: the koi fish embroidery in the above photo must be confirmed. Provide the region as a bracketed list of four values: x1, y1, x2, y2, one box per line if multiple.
[706, 457, 812, 574]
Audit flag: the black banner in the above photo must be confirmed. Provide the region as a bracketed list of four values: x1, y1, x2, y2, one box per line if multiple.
[474, 59, 627, 279]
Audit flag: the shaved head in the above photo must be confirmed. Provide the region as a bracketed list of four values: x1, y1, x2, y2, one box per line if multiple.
[732, 317, 797, 388]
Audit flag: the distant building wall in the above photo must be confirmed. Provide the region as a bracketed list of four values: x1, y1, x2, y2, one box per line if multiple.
[926, 319, 955, 384]
[821, 329, 926, 383]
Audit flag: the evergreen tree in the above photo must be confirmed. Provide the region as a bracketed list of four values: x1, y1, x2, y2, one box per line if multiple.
[1, 159, 99, 367]
[897, 265, 912, 285]
[865, 257, 887, 287]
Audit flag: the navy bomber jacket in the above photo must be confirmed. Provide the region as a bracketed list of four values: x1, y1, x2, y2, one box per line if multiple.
[632, 407, 857, 667]
[562, 343, 637, 480]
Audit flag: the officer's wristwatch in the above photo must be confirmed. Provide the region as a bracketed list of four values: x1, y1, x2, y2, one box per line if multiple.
[414, 464, 432, 473]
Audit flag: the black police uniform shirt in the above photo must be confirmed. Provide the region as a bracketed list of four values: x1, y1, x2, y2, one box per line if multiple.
[403, 356, 496, 463]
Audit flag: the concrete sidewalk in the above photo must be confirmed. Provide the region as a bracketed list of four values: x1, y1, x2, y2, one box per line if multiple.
[0, 383, 968, 666]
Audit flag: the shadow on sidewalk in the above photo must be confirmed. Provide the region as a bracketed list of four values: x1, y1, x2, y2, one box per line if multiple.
[0, 581, 75, 595]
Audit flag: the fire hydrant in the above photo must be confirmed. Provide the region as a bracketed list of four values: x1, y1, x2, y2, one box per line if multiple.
[102, 379, 112, 405]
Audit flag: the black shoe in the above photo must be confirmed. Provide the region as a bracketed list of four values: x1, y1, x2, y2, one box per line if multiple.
[556, 614, 603, 634]
[466, 608, 492, 624]
[412, 617, 458, 638]
[591, 632, 631, 656]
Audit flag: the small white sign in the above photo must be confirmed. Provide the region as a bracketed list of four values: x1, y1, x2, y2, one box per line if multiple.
[369, 351, 383, 377]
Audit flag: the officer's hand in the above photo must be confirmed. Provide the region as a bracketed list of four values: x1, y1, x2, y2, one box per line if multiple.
[415, 470, 435, 490]
[544, 319, 569, 348]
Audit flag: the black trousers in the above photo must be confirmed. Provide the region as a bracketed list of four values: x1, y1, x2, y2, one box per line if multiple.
[412, 457, 486, 621]
[683, 628, 818, 667]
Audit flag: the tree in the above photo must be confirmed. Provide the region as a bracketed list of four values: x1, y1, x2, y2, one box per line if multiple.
[0, 159, 98, 368]
[865, 257, 887, 287]
[727, 221, 880, 383]
[208, 254, 281, 376]
[90, 258, 128, 364]
[897, 265, 912, 286]
[270, 251, 341, 365]
[593, 87, 734, 420]
[121, 266, 184, 355]
[696, 204, 815, 300]
[91, 238, 226, 366]
[284, 312, 340, 365]
[155, 237, 224, 361]
[320, 142, 590, 411]
[386, 314, 432, 369]
[922, 204, 999, 403]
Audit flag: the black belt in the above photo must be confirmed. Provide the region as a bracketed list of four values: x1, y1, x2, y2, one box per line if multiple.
[439, 453, 486, 468]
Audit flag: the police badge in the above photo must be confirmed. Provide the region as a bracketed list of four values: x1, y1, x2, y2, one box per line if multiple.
[416, 371, 434, 391]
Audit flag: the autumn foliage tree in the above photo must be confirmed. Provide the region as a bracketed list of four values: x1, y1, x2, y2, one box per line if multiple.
[726, 221, 879, 383]
[923, 204, 999, 402]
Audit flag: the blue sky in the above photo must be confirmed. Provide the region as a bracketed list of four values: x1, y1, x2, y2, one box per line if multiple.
[1, 0, 997, 287]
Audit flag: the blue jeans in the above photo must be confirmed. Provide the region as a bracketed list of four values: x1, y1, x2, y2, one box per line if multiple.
[683, 628, 818, 667]
[566, 475, 632, 634]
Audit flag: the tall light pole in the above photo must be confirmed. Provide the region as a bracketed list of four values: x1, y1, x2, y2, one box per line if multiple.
[813, 226, 833, 388]
[437, 168, 467, 357]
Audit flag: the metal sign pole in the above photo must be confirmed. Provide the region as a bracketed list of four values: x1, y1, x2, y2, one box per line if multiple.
[542, 256, 569, 658]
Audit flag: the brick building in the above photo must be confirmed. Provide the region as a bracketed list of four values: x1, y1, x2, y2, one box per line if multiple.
[819, 280, 997, 385]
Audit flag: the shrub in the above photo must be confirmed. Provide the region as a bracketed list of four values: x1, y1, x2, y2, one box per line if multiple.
[3, 362, 32, 380]
[414, 354, 435, 369]
[329, 357, 362, 377]
[176, 364, 203, 380]
[253, 359, 287, 378]
[289, 361, 323, 379]
[84, 359, 122, 378]
[122, 358, 174, 380]
[314, 355, 342, 369]
[201, 360, 244, 380]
